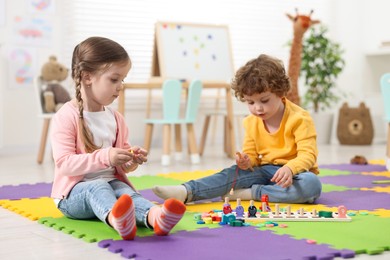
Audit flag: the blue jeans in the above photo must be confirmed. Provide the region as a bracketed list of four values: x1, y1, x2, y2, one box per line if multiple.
[183, 165, 322, 203]
[57, 179, 155, 227]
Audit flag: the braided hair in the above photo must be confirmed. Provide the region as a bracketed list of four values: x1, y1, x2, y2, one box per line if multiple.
[71, 36, 131, 153]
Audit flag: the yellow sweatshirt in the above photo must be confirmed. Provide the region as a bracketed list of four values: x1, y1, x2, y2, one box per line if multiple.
[242, 99, 319, 175]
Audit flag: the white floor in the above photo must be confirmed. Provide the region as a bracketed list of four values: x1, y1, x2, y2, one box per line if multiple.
[0, 144, 389, 260]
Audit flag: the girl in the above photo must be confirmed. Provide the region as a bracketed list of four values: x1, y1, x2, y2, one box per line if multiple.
[153, 54, 322, 204]
[50, 36, 185, 240]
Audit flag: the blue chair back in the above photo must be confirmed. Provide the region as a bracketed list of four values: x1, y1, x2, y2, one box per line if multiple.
[185, 80, 203, 123]
[381, 73, 390, 122]
[162, 79, 182, 121]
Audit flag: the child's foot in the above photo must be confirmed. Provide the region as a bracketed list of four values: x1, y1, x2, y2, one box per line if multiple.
[222, 188, 252, 201]
[111, 194, 137, 240]
[152, 185, 187, 202]
[149, 198, 186, 236]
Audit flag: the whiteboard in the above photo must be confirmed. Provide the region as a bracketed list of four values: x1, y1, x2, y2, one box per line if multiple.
[155, 21, 234, 81]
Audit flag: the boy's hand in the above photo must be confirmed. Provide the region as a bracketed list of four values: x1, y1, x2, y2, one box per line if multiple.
[235, 152, 253, 171]
[271, 165, 293, 188]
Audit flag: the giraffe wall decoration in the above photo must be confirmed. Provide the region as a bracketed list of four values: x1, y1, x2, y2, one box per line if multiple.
[286, 9, 320, 106]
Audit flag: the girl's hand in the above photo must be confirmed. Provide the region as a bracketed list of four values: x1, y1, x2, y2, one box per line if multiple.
[129, 146, 148, 165]
[122, 146, 148, 173]
[235, 152, 252, 170]
[109, 148, 133, 167]
[271, 165, 293, 188]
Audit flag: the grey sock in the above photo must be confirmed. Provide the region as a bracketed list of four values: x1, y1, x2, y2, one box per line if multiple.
[152, 185, 187, 202]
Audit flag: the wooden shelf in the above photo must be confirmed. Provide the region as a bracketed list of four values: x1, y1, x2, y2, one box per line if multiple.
[366, 48, 390, 56]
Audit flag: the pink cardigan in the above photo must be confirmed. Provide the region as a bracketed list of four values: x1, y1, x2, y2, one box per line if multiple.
[50, 101, 136, 199]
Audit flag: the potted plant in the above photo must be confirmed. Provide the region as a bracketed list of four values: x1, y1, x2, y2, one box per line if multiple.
[300, 25, 346, 113]
[299, 25, 345, 144]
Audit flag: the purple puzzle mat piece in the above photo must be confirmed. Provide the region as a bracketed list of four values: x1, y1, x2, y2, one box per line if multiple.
[140, 189, 222, 204]
[320, 174, 389, 188]
[0, 182, 52, 200]
[319, 163, 387, 172]
[317, 189, 390, 210]
[98, 227, 355, 260]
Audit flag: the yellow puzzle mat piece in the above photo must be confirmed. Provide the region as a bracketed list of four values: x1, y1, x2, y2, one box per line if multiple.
[361, 186, 390, 194]
[368, 159, 385, 165]
[371, 208, 390, 218]
[0, 197, 63, 220]
[362, 171, 390, 178]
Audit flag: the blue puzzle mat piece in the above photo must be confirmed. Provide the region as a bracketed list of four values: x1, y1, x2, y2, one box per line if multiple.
[98, 226, 355, 260]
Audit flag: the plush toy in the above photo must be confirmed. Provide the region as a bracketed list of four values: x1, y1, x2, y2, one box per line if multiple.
[337, 102, 374, 145]
[286, 9, 320, 106]
[40, 55, 71, 113]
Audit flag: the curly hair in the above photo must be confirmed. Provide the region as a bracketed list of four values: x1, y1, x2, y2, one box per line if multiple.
[231, 54, 290, 101]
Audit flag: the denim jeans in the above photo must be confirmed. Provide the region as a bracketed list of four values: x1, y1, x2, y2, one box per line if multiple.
[57, 179, 155, 227]
[183, 164, 322, 203]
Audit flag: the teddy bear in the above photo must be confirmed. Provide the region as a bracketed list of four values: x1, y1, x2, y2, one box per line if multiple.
[40, 55, 71, 113]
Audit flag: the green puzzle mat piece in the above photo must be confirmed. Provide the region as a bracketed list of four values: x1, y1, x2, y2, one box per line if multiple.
[39, 217, 121, 242]
[128, 175, 183, 190]
[318, 168, 359, 177]
[321, 183, 358, 193]
[38, 211, 216, 243]
[267, 213, 390, 255]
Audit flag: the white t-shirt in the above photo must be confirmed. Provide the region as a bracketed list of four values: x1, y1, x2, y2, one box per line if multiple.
[82, 107, 116, 181]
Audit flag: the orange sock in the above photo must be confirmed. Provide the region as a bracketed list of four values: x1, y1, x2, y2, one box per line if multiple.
[111, 194, 136, 240]
[149, 198, 186, 236]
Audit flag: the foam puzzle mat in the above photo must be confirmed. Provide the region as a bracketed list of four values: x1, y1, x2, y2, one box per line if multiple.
[1, 161, 390, 259]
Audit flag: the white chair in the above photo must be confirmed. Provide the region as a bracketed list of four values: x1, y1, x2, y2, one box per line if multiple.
[34, 76, 54, 164]
[380, 73, 390, 170]
[144, 79, 203, 166]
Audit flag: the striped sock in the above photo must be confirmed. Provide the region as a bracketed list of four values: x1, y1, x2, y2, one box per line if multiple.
[111, 194, 136, 240]
[149, 198, 186, 236]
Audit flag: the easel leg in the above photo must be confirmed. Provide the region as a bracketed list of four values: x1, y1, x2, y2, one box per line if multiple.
[225, 88, 236, 158]
[144, 124, 153, 152]
[199, 115, 211, 156]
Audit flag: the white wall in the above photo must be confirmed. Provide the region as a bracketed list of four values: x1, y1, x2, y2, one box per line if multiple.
[0, 0, 66, 153]
[0, 0, 389, 155]
[327, 0, 390, 144]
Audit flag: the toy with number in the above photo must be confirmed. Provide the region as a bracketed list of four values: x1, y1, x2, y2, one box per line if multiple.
[260, 194, 271, 212]
[244, 203, 352, 222]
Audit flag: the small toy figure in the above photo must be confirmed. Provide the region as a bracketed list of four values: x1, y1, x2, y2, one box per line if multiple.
[223, 197, 232, 214]
[260, 194, 271, 212]
[337, 205, 347, 218]
[235, 198, 245, 219]
[247, 200, 257, 218]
